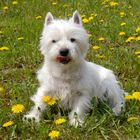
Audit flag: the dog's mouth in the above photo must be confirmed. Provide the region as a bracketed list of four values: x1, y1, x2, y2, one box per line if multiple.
[56, 56, 71, 64]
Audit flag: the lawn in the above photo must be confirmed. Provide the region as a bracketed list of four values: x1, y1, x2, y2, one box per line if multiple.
[0, 0, 140, 139]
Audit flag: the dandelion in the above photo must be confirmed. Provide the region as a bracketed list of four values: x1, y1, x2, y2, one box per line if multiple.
[99, 19, 104, 23]
[127, 116, 138, 122]
[128, 5, 132, 9]
[119, 32, 125, 36]
[0, 46, 9, 51]
[35, 16, 42, 20]
[98, 37, 105, 41]
[0, 86, 5, 94]
[2, 121, 14, 127]
[120, 22, 126, 26]
[0, 31, 3, 34]
[52, 2, 57, 5]
[135, 51, 140, 55]
[91, 13, 97, 17]
[125, 36, 135, 43]
[132, 92, 140, 100]
[109, 47, 115, 51]
[67, 13, 72, 17]
[12, 1, 18, 5]
[82, 18, 89, 24]
[92, 45, 100, 50]
[81, 14, 86, 18]
[136, 27, 140, 33]
[110, 2, 119, 7]
[11, 104, 25, 113]
[88, 16, 94, 21]
[17, 37, 24, 41]
[96, 55, 106, 59]
[125, 95, 134, 101]
[3, 6, 8, 10]
[48, 130, 60, 139]
[42, 96, 57, 106]
[120, 12, 125, 17]
[137, 55, 140, 58]
[88, 34, 93, 38]
[136, 36, 140, 41]
[55, 118, 66, 125]
[125, 92, 140, 101]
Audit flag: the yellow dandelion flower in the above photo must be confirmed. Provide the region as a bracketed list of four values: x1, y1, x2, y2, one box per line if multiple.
[96, 55, 106, 59]
[127, 116, 138, 122]
[135, 51, 140, 55]
[52, 2, 57, 5]
[132, 92, 140, 100]
[109, 47, 115, 51]
[0, 31, 3, 34]
[92, 45, 100, 50]
[35, 16, 42, 20]
[43, 96, 51, 102]
[88, 34, 93, 38]
[90, 13, 97, 17]
[119, 32, 125, 36]
[137, 55, 140, 58]
[120, 22, 126, 26]
[0, 86, 5, 94]
[99, 19, 104, 23]
[0, 46, 9, 51]
[81, 14, 86, 18]
[120, 12, 125, 17]
[128, 5, 132, 9]
[17, 37, 24, 41]
[67, 13, 72, 17]
[136, 36, 140, 41]
[42, 96, 57, 106]
[125, 95, 134, 101]
[48, 130, 60, 139]
[82, 18, 89, 24]
[55, 118, 66, 125]
[136, 27, 140, 33]
[63, 4, 68, 8]
[98, 37, 105, 41]
[125, 36, 135, 43]
[88, 16, 94, 21]
[2, 121, 14, 127]
[110, 2, 119, 7]
[3, 6, 8, 10]
[12, 1, 18, 5]
[11, 104, 25, 113]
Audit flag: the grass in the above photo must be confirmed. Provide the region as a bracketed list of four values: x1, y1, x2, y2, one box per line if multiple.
[0, 0, 140, 139]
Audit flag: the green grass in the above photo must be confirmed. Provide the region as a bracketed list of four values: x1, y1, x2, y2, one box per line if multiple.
[0, 0, 140, 139]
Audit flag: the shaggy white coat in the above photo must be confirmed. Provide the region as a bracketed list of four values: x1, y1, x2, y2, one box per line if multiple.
[24, 11, 125, 127]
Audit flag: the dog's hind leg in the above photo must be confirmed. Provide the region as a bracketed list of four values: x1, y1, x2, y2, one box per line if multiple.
[100, 76, 125, 116]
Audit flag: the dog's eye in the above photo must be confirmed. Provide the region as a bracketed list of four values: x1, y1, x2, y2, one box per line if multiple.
[52, 40, 56, 43]
[70, 38, 76, 42]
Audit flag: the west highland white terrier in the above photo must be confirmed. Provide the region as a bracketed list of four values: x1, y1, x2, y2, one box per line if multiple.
[24, 11, 125, 127]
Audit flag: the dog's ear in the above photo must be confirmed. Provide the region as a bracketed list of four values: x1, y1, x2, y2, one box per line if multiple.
[45, 12, 54, 26]
[72, 11, 82, 26]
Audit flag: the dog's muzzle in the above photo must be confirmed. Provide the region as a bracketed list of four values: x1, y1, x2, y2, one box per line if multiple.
[56, 48, 71, 64]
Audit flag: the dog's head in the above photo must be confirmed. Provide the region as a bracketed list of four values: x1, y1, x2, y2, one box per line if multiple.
[40, 11, 89, 65]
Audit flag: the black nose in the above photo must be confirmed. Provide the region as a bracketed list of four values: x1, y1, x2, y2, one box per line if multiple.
[60, 48, 69, 56]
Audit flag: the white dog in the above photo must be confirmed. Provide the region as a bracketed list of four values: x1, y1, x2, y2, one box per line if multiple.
[24, 11, 125, 127]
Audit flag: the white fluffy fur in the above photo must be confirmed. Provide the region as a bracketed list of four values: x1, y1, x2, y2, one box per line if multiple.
[24, 11, 125, 127]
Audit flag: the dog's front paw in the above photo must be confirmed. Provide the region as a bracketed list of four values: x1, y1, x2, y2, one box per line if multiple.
[69, 117, 84, 128]
[112, 104, 124, 116]
[23, 113, 40, 123]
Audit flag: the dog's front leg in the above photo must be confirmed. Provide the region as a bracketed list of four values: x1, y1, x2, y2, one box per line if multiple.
[69, 95, 91, 127]
[23, 87, 48, 122]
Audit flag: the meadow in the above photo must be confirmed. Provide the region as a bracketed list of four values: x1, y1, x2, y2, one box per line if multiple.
[0, 0, 140, 139]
